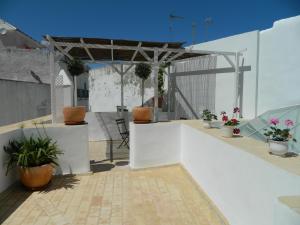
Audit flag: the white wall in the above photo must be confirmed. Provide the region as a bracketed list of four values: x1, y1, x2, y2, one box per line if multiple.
[129, 122, 300, 225]
[24, 125, 90, 175]
[129, 122, 181, 168]
[180, 124, 300, 225]
[0, 129, 22, 192]
[0, 125, 90, 192]
[192, 31, 259, 118]
[258, 16, 300, 114]
[0, 80, 50, 126]
[192, 15, 300, 118]
[89, 66, 154, 112]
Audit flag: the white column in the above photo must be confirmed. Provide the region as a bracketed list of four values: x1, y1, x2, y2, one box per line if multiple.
[167, 66, 171, 120]
[49, 42, 57, 123]
[234, 52, 240, 109]
[74, 76, 78, 106]
[153, 49, 159, 122]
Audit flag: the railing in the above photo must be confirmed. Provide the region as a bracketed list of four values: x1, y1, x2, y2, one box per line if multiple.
[239, 105, 300, 153]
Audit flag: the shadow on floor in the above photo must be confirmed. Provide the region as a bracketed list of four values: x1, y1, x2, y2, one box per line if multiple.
[90, 160, 129, 173]
[0, 184, 32, 223]
[0, 174, 79, 223]
[40, 175, 80, 193]
[90, 163, 115, 173]
[115, 161, 129, 166]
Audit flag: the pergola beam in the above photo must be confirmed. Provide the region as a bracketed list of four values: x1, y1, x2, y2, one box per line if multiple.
[165, 52, 185, 63]
[47, 35, 73, 60]
[80, 38, 95, 62]
[138, 48, 152, 62]
[52, 41, 237, 56]
[170, 66, 251, 77]
[159, 51, 172, 64]
[223, 55, 235, 68]
[131, 42, 142, 61]
[111, 40, 114, 62]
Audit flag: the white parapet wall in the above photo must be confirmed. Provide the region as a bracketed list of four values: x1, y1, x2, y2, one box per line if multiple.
[129, 122, 181, 168]
[0, 123, 90, 193]
[130, 121, 300, 225]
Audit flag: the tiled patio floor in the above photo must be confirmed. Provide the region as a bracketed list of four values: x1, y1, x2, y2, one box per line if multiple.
[0, 141, 228, 225]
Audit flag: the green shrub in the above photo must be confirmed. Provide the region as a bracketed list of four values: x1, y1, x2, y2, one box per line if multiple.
[4, 131, 62, 175]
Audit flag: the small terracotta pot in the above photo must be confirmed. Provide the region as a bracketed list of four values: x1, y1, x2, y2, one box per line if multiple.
[63, 106, 86, 125]
[19, 164, 53, 190]
[132, 107, 152, 124]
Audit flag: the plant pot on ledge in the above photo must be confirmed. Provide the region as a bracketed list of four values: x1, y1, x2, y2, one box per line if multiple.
[63, 106, 86, 125]
[221, 126, 234, 138]
[132, 107, 152, 124]
[268, 140, 288, 156]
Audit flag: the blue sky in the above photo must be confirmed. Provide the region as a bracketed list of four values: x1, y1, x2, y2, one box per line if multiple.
[0, 0, 299, 45]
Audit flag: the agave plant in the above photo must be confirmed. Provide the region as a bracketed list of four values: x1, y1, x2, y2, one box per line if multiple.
[3, 132, 62, 175]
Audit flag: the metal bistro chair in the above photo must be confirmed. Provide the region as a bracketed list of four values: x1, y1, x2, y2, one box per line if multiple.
[115, 118, 129, 149]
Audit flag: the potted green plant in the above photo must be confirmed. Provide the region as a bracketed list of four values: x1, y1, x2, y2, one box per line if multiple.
[63, 57, 87, 125]
[264, 118, 296, 155]
[3, 123, 62, 190]
[201, 109, 217, 128]
[156, 63, 169, 108]
[221, 107, 240, 137]
[132, 63, 152, 123]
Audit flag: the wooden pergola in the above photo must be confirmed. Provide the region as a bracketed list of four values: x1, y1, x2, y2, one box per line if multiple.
[45, 35, 248, 122]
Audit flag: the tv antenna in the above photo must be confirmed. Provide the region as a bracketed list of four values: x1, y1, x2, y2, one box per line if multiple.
[192, 22, 197, 44]
[169, 13, 184, 41]
[203, 17, 213, 41]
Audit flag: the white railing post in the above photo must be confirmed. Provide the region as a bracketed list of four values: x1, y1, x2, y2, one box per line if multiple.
[49, 41, 57, 123]
[153, 49, 159, 122]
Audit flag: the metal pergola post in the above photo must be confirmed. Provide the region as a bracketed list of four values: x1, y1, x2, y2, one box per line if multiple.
[167, 66, 171, 120]
[49, 42, 57, 123]
[120, 64, 124, 118]
[153, 49, 159, 122]
[234, 52, 240, 109]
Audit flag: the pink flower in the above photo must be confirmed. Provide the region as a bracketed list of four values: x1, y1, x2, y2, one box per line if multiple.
[222, 115, 228, 122]
[269, 118, 279, 126]
[285, 119, 294, 127]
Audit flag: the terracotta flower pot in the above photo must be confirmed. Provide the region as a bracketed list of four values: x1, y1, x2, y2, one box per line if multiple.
[63, 106, 86, 125]
[132, 107, 152, 124]
[19, 164, 53, 190]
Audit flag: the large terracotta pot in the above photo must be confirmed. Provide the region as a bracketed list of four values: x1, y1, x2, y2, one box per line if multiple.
[19, 164, 53, 190]
[132, 107, 152, 124]
[63, 106, 86, 125]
